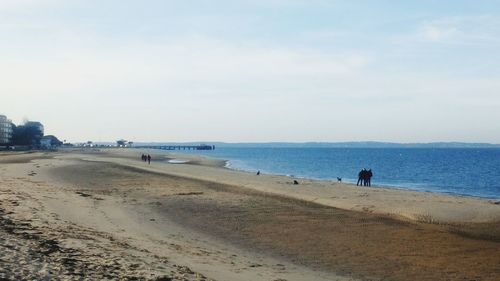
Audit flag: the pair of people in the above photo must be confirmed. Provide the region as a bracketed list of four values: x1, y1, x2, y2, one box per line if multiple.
[141, 154, 151, 164]
[356, 169, 373, 187]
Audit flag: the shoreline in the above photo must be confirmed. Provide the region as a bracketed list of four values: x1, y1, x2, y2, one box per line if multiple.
[4, 148, 500, 224]
[162, 149, 500, 202]
[91, 148, 500, 224]
[1, 149, 500, 280]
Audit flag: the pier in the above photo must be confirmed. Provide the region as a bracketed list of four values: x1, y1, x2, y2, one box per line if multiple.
[135, 144, 215, 151]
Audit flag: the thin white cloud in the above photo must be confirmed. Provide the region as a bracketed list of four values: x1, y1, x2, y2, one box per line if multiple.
[0, 0, 59, 11]
[1, 2, 499, 142]
[0, 34, 372, 99]
[421, 23, 460, 42]
[417, 15, 500, 45]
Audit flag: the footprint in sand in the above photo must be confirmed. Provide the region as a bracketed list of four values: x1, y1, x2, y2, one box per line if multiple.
[75, 192, 92, 198]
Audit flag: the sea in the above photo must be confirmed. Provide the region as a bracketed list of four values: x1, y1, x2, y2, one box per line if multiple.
[176, 146, 500, 199]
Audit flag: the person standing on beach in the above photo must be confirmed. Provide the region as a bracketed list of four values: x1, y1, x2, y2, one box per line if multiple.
[147, 154, 151, 164]
[357, 169, 365, 186]
[366, 169, 373, 187]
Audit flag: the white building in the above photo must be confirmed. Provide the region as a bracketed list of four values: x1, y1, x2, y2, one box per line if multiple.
[40, 135, 62, 149]
[0, 114, 13, 145]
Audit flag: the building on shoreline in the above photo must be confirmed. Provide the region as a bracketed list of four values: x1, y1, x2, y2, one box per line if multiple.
[14, 121, 45, 147]
[0, 115, 55, 150]
[25, 121, 44, 137]
[40, 135, 63, 149]
[0, 115, 13, 145]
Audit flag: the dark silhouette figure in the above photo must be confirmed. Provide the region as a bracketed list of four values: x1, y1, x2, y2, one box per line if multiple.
[337, 177, 342, 183]
[356, 168, 374, 186]
[147, 154, 151, 164]
[256, 170, 260, 175]
[366, 169, 373, 187]
[357, 169, 366, 186]
[293, 180, 299, 185]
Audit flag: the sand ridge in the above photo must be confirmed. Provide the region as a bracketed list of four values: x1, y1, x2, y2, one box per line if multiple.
[76, 148, 500, 224]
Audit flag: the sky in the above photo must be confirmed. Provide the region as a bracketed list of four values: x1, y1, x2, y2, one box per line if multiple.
[1, 0, 500, 143]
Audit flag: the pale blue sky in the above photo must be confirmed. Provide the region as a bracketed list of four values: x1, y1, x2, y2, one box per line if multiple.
[1, 0, 499, 143]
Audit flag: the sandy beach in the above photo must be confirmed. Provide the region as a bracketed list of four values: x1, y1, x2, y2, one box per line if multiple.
[1, 149, 499, 280]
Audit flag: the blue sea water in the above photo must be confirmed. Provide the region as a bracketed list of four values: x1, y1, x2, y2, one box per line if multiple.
[178, 147, 500, 199]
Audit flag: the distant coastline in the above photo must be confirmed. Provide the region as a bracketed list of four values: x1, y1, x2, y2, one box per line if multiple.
[127, 141, 500, 149]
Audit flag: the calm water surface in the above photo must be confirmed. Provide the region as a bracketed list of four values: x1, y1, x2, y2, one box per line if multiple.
[178, 147, 500, 199]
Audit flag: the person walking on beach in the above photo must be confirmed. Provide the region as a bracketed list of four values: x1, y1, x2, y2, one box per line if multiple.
[147, 154, 151, 164]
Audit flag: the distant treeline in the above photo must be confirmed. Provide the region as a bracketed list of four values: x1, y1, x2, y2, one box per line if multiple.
[9, 123, 46, 146]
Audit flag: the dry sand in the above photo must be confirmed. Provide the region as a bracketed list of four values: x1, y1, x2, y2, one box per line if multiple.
[1, 149, 499, 280]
